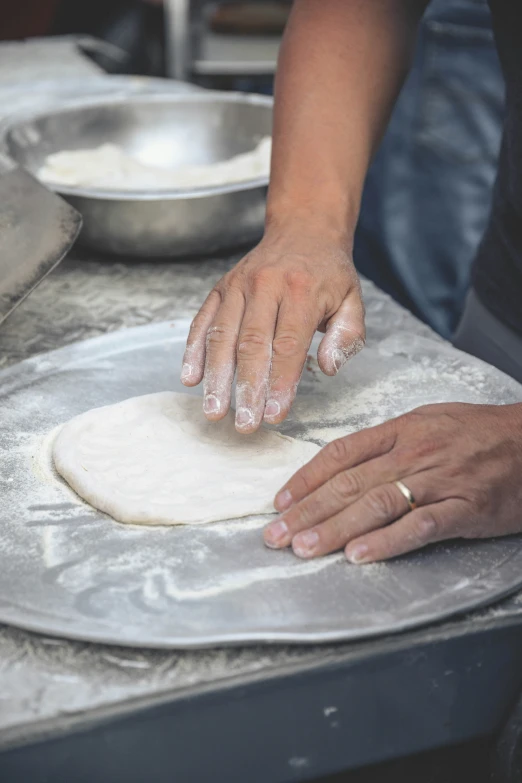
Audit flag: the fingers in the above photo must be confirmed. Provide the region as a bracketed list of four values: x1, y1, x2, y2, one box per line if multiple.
[292, 482, 413, 559]
[274, 422, 397, 512]
[317, 294, 365, 377]
[264, 454, 403, 550]
[344, 499, 468, 563]
[263, 286, 319, 426]
[202, 288, 245, 421]
[267, 471, 424, 556]
[181, 290, 221, 387]
[234, 292, 279, 433]
[266, 474, 465, 562]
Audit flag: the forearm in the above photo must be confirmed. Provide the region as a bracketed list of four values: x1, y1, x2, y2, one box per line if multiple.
[266, 0, 428, 244]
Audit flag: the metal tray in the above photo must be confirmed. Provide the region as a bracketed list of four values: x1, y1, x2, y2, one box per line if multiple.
[1, 320, 522, 649]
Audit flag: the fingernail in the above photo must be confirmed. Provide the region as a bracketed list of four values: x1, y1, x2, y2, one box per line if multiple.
[331, 339, 365, 374]
[181, 363, 192, 382]
[275, 489, 293, 512]
[236, 407, 253, 428]
[264, 519, 289, 548]
[293, 530, 319, 558]
[346, 544, 369, 564]
[332, 348, 347, 374]
[264, 400, 280, 419]
[203, 394, 220, 415]
[349, 337, 365, 358]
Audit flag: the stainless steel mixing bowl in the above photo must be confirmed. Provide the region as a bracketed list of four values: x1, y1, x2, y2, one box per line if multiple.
[5, 91, 272, 257]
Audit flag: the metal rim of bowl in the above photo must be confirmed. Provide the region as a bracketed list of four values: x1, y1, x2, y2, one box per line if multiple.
[6, 90, 273, 202]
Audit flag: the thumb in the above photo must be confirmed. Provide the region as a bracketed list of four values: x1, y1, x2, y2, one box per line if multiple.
[317, 292, 365, 376]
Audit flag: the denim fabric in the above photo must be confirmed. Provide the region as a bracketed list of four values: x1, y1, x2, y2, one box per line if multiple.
[354, 0, 504, 339]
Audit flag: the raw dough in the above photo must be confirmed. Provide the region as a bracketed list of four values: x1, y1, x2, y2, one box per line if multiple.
[38, 137, 271, 191]
[52, 392, 320, 525]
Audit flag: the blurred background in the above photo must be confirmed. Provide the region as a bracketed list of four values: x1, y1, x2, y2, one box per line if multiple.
[1, 0, 289, 93]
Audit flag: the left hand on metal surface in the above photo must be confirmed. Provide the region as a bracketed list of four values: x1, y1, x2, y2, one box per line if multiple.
[264, 402, 522, 563]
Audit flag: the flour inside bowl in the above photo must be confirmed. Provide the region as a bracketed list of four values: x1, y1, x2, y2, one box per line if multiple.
[38, 136, 271, 191]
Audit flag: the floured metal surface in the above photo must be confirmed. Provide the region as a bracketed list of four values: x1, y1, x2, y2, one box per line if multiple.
[1, 274, 522, 743]
[1, 316, 522, 649]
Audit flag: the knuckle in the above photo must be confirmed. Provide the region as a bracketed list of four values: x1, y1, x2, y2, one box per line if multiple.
[408, 404, 437, 419]
[217, 270, 245, 298]
[284, 269, 315, 292]
[206, 323, 237, 348]
[330, 469, 364, 501]
[364, 485, 398, 520]
[237, 329, 272, 359]
[250, 268, 278, 292]
[423, 437, 445, 459]
[390, 445, 417, 469]
[432, 413, 458, 438]
[272, 332, 302, 359]
[293, 473, 313, 500]
[407, 409, 454, 437]
[324, 437, 350, 466]
[225, 269, 245, 292]
[403, 432, 442, 462]
[292, 497, 319, 528]
[226, 280, 245, 298]
[413, 510, 440, 543]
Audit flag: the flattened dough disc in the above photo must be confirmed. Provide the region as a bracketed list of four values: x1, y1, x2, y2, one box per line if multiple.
[53, 391, 320, 526]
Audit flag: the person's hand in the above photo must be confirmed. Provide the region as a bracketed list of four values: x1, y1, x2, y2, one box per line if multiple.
[181, 225, 365, 433]
[264, 402, 522, 562]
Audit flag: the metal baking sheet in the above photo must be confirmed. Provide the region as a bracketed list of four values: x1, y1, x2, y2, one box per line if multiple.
[1, 320, 522, 649]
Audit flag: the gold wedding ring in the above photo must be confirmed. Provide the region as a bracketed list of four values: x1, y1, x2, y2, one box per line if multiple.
[394, 480, 417, 512]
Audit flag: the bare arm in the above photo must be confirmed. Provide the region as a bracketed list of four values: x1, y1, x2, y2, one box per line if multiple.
[182, 0, 428, 432]
[268, 0, 427, 237]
